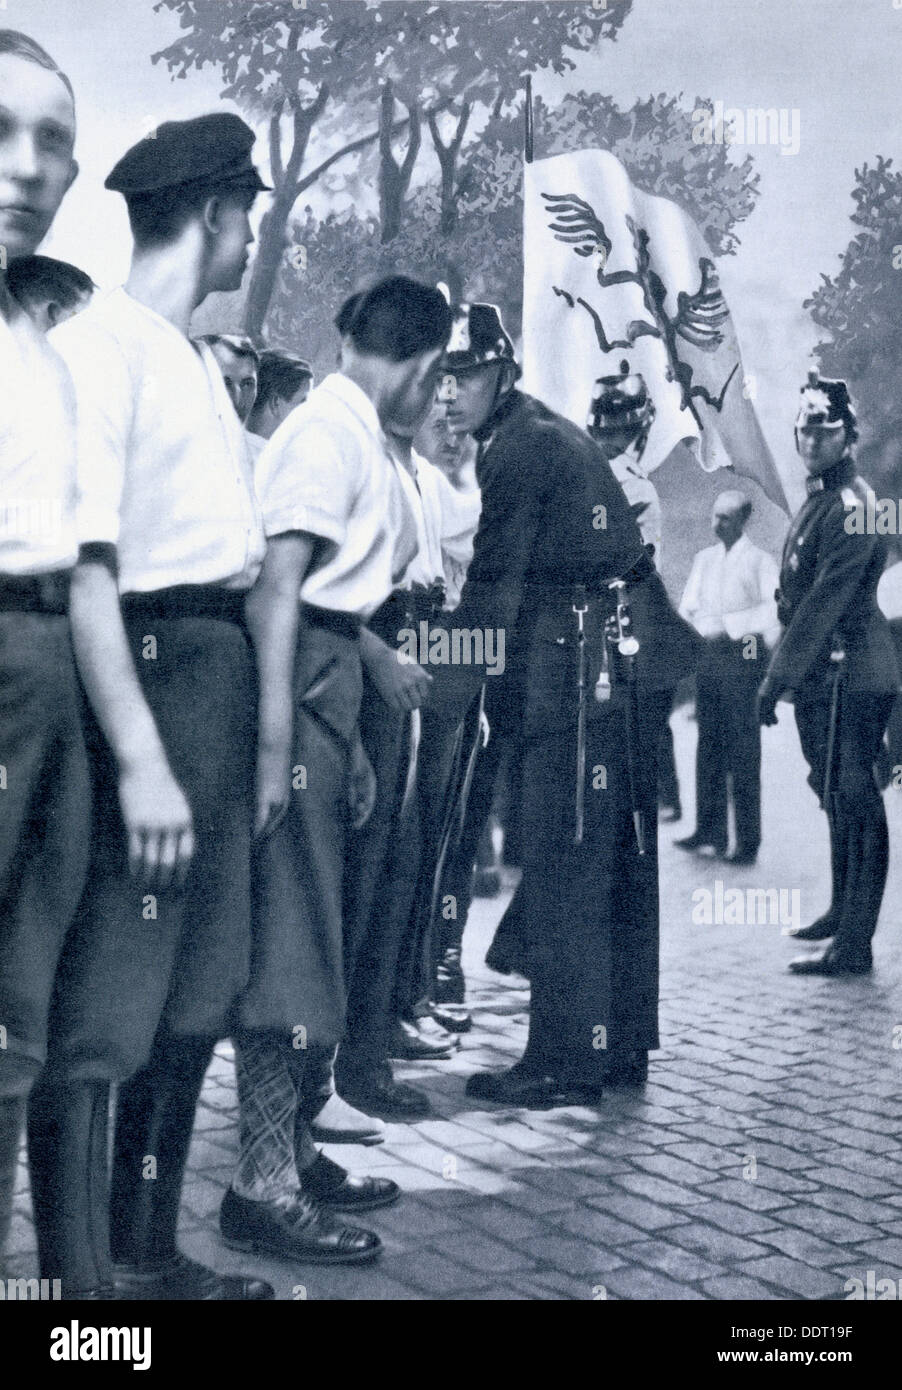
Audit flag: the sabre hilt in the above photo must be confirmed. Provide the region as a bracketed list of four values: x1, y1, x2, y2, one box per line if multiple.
[608, 578, 640, 658]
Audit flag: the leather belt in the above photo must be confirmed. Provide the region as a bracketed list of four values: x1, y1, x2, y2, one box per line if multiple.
[121, 584, 248, 625]
[302, 604, 362, 642]
[0, 571, 70, 615]
[369, 582, 446, 642]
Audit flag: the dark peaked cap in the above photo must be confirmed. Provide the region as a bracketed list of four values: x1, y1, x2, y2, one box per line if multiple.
[105, 113, 270, 196]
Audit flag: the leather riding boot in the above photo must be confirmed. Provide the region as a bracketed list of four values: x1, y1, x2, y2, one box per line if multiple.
[0, 1096, 25, 1257]
[110, 1033, 215, 1267]
[27, 1079, 114, 1298]
[833, 805, 889, 964]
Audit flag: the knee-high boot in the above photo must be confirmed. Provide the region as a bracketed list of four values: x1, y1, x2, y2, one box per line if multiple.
[27, 1079, 114, 1299]
[110, 1033, 272, 1301]
[0, 1096, 25, 1258]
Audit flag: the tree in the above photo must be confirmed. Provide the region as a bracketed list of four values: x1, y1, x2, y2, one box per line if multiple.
[152, 1, 633, 333]
[268, 87, 763, 380]
[805, 156, 902, 493]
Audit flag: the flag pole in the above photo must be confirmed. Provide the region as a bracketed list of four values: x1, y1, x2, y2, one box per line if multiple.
[524, 74, 534, 164]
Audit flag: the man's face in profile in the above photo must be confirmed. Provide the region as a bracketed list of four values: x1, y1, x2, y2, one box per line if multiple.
[0, 54, 77, 262]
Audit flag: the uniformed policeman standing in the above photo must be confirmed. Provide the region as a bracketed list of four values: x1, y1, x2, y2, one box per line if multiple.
[27, 115, 275, 1299]
[758, 373, 900, 975]
[429, 307, 700, 1105]
[0, 29, 87, 1264]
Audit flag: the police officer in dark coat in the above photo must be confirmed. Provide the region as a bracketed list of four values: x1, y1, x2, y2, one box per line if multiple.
[758, 373, 899, 975]
[427, 306, 700, 1105]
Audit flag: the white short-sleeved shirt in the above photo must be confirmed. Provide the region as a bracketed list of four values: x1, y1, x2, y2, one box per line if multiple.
[255, 372, 417, 619]
[392, 446, 481, 606]
[0, 306, 79, 575]
[50, 288, 266, 594]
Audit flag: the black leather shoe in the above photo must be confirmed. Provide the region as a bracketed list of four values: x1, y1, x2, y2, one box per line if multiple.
[464, 1067, 559, 1107]
[338, 1064, 431, 1121]
[722, 848, 758, 866]
[390, 1016, 456, 1060]
[220, 1187, 381, 1265]
[301, 1152, 400, 1212]
[783, 912, 836, 941]
[674, 833, 726, 855]
[429, 1001, 473, 1034]
[115, 1252, 274, 1300]
[789, 947, 872, 977]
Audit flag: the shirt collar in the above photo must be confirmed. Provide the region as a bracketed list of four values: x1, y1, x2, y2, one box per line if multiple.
[805, 455, 855, 496]
[318, 371, 382, 440]
[720, 533, 750, 560]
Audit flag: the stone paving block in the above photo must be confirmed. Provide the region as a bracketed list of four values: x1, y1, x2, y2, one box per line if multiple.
[631, 1153, 720, 1187]
[601, 1265, 708, 1300]
[381, 1247, 482, 1296]
[695, 1178, 794, 1213]
[556, 1206, 647, 1246]
[850, 1237, 902, 1267]
[584, 1191, 690, 1231]
[624, 1237, 728, 1284]
[808, 1166, 898, 1199]
[526, 1234, 626, 1278]
[740, 1255, 846, 1300]
[702, 1275, 782, 1300]
[459, 1201, 557, 1244]
[754, 1225, 857, 1269]
[430, 1229, 539, 1275]
[681, 1197, 780, 1236]
[784, 1205, 884, 1245]
[611, 1172, 705, 1206]
[667, 1222, 771, 1263]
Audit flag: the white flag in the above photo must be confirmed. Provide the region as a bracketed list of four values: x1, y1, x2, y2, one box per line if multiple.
[522, 149, 788, 511]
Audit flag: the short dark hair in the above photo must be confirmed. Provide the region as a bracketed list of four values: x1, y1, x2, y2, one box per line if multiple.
[253, 349, 312, 412]
[7, 255, 94, 313]
[196, 333, 260, 368]
[124, 182, 254, 250]
[0, 30, 74, 100]
[340, 277, 452, 362]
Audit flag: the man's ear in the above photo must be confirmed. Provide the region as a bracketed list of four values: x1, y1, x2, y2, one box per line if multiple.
[500, 361, 518, 395]
[201, 196, 221, 235]
[65, 158, 79, 196]
[45, 300, 62, 330]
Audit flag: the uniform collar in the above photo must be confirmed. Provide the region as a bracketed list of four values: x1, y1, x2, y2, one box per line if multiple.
[473, 385, 521, 443]
[805, 455, 855, 497]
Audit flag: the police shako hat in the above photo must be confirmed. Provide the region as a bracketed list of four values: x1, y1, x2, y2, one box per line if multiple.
[587, 360, 655, 437]
[443, 302, 520, 376]
[795, 370, 856, 434]
[105, 114, 270, 196]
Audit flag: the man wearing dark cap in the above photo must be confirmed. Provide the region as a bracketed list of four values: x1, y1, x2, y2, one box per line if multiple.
[427, 303, 700, 1106]
[759, 372, 899, 976]
[0, 28, 86, 1267]
[27, 113, 274, 1299]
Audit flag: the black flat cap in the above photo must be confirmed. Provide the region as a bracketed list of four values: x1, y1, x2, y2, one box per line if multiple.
[105, 113, 270, 196]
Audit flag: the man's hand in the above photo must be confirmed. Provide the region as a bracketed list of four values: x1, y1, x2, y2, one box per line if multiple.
[118, 756, 195, 891]
[757, 681, 779, 727]
[368, 647, 433, 713]
[254, 740, 291, 841]
[348, 736, 377, 829]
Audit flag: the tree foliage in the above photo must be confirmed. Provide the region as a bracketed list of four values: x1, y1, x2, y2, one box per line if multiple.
[805, 157, 902, 489]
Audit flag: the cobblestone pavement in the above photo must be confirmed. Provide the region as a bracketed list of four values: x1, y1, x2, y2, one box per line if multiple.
[7, 705, 902, 1300]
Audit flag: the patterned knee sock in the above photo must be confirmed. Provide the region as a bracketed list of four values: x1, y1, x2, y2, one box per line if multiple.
[232, 1035, 300, 1202]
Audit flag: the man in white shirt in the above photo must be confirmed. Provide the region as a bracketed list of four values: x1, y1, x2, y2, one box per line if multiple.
[0, 29, 86, 1267]
[677, 491, 780, 865]
[27, 113, 274, 1301]
[246, 347, 313, 442]
[220, 277, 452, 1266]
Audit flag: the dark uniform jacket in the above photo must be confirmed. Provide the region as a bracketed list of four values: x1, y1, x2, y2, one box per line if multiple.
[765, 459, 900, 698]
[427, 389, 701, 737]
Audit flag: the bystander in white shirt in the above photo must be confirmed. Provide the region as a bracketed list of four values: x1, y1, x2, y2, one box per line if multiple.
[680, 532, 780, 647]
[256, 371, 417, 620]
[0, 307, 79, 575]
[50, 287, 265, 593]
[391, 445, 481, 607]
